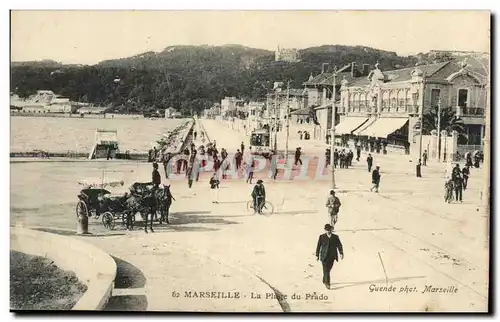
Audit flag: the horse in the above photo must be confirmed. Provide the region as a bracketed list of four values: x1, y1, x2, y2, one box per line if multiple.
[155, 184, 175, 224]
[126, 182, 159, 233]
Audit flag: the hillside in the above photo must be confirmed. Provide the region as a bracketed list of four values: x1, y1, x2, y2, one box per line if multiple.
[10, 44, 421, 114]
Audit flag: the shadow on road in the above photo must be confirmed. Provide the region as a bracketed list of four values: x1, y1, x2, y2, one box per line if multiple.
[171, 213, 239, 225]
[104, 256, 148, 311]
[172, 211, 212, 216]
[32, 227, 125, 237]
[104, 295, 148, 311]
[112, 256, 146, 289]
[148, 225, 219, 233]
[274, 210, 318, 216]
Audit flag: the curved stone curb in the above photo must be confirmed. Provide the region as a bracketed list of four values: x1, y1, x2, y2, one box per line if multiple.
[10, 227, 116, 310]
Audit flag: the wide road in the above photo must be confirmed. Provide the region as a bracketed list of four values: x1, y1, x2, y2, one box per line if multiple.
[10, 120, 489, 312]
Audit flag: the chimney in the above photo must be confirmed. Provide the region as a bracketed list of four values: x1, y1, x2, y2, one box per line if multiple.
[321, 63, 329, 74]
[363, 64, 370, 76]
[350, 62, 358, 77]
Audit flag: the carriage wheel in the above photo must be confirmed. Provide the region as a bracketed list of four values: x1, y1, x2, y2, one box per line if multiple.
[261, 201, 275, 216]
[76, 201, 88, 218]
[102, 212, 115, 230]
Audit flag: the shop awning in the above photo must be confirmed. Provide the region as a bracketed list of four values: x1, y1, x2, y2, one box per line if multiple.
[352, 118, 377, 136]
[290, 108, 310, 116]
[359, 117, 409, 138]
[334, 117, 369, 135]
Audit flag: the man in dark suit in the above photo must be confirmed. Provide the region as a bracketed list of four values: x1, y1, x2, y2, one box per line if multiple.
[316, 224, 344, 289]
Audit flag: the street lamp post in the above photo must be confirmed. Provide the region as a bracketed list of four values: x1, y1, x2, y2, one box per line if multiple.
[417, 76, 426, 160]
[330, 66, 338, 189]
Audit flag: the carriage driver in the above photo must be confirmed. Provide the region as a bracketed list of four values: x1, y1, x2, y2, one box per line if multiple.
[152, 162, 161, 189]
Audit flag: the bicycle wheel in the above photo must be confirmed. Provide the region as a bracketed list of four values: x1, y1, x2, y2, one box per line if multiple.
[261, 201, 275, 216]
[246, 200, 254, 213]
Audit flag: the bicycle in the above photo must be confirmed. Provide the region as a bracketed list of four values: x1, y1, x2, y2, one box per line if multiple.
[246, 199, 275, 216]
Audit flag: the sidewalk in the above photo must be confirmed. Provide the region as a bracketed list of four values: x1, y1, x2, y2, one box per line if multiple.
[13, 150, 488, 311]
[199, 119, 249, 155]
[198, 118, 464, 181]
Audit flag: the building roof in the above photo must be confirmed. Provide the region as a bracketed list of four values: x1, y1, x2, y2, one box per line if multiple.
[302, 64, 352, 86]
[267, 88, 307, 98]
[347, 61, 451, 87]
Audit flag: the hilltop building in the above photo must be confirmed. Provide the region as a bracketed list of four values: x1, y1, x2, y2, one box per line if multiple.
[275, 46, 300, 63]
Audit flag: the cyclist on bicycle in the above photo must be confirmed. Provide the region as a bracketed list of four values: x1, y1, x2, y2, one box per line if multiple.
[251, 179, 266, 215]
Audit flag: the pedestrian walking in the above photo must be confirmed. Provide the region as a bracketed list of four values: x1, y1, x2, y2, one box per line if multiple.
[454, 173, 463, 202]
[152, 162, 161, 188]
[193, 130, 198, 141]
[366, 153, 373, 172]
[241, 141, 245, 155]
[339, 151, 345, 169]
[315, 224, 344, 290]
[422, 150, 428, 166]
[452, 163, 461, 181]
[465, 152, 473, 167]
[246, 157, 255, 184]
[186, 165, 194, 188]
[209, 173, 220, 203]
[416, 158, 422, 178]
[294, 147, 303, 166]
[235, 149, 243, 169]
[326, 190, 341, 228]
[462, 165, 470, 190]
[356, 146, 361, 162]
[473, 151, 480, 168]
[370, 166, 381, 192]
[270, 154, 278, 180]
[333, 149, 339, 169]
[444, 178, 454, 203]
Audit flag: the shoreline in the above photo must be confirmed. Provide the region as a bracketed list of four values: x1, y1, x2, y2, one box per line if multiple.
[10, 112, 165, 119]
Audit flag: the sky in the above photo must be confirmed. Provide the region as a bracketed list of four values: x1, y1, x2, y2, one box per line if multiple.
[10, 10, 490, 65]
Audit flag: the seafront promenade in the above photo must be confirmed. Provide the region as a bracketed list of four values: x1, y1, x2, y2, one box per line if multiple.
[10, 118, 489, 311]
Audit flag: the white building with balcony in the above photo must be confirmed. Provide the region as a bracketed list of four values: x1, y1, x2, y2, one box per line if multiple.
[337, 60, 487, 158]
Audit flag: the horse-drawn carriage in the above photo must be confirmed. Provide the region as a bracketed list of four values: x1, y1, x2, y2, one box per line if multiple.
[76, 178, 174, 232]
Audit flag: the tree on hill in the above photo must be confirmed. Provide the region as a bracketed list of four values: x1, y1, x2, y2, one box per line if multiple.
[10, 44, 419, 114]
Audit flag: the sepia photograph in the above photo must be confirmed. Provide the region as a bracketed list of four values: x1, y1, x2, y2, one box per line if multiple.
[8, 9, 491, 313]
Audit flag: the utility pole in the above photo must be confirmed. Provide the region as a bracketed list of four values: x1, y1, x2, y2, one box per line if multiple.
[330, 66, 338, 189]
[417, 76, 426, 160]
[437, 97, 442, 162]
[285, 81, 291, 158]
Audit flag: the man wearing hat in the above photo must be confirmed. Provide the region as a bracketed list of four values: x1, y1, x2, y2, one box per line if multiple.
[152, 162, 161, 188]
[316, 224, 344, 289]
[326, 190, 342, 228]
[294, 147, 303, 166]
[251, 180, 266, 215]
[370, 165, 381, 193]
